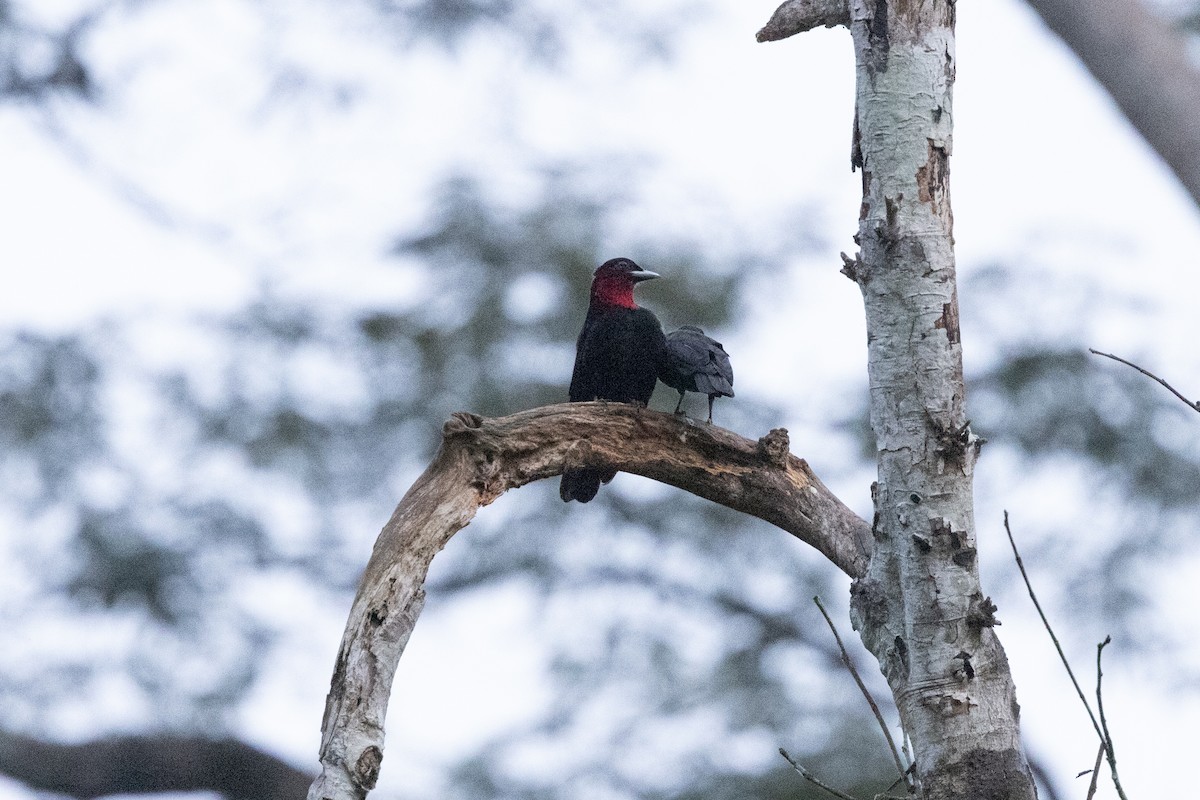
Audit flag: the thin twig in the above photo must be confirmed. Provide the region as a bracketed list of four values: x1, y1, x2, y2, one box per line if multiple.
[1096, 637, 1130, 800]
[1089, 348, 1200, 414]
[1003, 512, 1105, 743]
[1083, 742, 1104, 800]
[779, 748, 861, 800]
[1007, 513, 1134, 800]
[813, 596, 911, 790]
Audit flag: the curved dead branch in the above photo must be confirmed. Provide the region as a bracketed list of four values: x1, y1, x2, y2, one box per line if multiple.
[307, 402, 870, 799]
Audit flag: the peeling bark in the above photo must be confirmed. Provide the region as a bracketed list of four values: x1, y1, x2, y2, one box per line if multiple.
[308, 403, 871, 800]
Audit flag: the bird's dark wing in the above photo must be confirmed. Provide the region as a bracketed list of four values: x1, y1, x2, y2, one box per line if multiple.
[659, 330, 708, 392]
[661, 329, 734, 397]
[568, 319, 597, 402]
[698, 340, 734, 397]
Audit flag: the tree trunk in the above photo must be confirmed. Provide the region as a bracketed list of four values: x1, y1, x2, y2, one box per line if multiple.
[761, 1, 1037, 796]
[844, 2, 1036, 798]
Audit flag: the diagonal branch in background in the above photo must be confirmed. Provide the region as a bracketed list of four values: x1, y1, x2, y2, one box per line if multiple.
[1004, 512, 1129, 800]
[778, 748, 861, 800]
[1083, 742, 1105, 800]
[0, 731, 311, 800]
[1023, 0, 1200, 209]
[308, 402, 872, 800]
[1089, 348, 1200, 414]
[812, 595, 910, 791]
[1003, 512, 1104, 739]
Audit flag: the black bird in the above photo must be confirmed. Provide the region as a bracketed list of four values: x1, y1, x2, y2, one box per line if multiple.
[659, 325, 734, 423]
[560, 257, 665, 503]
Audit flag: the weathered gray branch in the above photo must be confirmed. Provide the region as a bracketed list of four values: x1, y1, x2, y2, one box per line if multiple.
[1024, 0, 1200, 209]
[308, 402, 871, 799]
[757, 0, 851, 42]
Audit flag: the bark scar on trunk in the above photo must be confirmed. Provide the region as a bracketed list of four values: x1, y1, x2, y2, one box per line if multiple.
[933, 301, 960, 344]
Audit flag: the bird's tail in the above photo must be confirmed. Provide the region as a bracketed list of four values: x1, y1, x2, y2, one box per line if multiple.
[559, 467, 618, 503]
[696, 374, 734, 398]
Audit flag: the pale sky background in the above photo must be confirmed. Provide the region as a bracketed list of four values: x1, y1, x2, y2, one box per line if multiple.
[2, 0, 1199, 797]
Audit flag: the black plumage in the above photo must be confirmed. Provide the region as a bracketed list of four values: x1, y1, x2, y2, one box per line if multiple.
[560, 257, 665, 503]
[659, 325, 734, 423]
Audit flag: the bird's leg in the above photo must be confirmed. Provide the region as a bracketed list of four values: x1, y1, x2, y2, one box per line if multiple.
[673, 392, 685, 415]
[706, 395, 715, 424]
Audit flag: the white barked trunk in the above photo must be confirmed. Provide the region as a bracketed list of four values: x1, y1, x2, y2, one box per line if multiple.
[762, 1, 1038, 797]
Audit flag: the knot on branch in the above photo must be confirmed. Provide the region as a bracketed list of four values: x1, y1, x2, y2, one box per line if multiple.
[469, 448, 503, 499]
[953, 650, 975, 681]
[442, 412, 504, 496]
[443, 411, 484, 438]
[967, 593, 1000, 630]
[928, 414, 985, 471]
[757, 428, 791, 467]
[887, 635, 910, 684]
[353, 745, 382, 790]
[849, 577, 886, 633]
[839, 251, 865, 283]
[756, 0, 850, 42]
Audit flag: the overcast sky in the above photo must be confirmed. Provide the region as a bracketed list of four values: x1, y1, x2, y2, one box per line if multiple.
[2, 1, 1199, 797]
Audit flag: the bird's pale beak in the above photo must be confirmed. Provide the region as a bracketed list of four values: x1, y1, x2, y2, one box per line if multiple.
[629, 270, 660, 282]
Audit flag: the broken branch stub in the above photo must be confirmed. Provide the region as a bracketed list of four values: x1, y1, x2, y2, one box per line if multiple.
[756, 0, 851, 42]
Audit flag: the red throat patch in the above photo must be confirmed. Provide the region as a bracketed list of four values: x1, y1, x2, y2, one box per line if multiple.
[591, 274, 638, 309]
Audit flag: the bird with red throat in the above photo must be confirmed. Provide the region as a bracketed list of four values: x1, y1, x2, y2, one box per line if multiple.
[560, 257, 665, 503]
